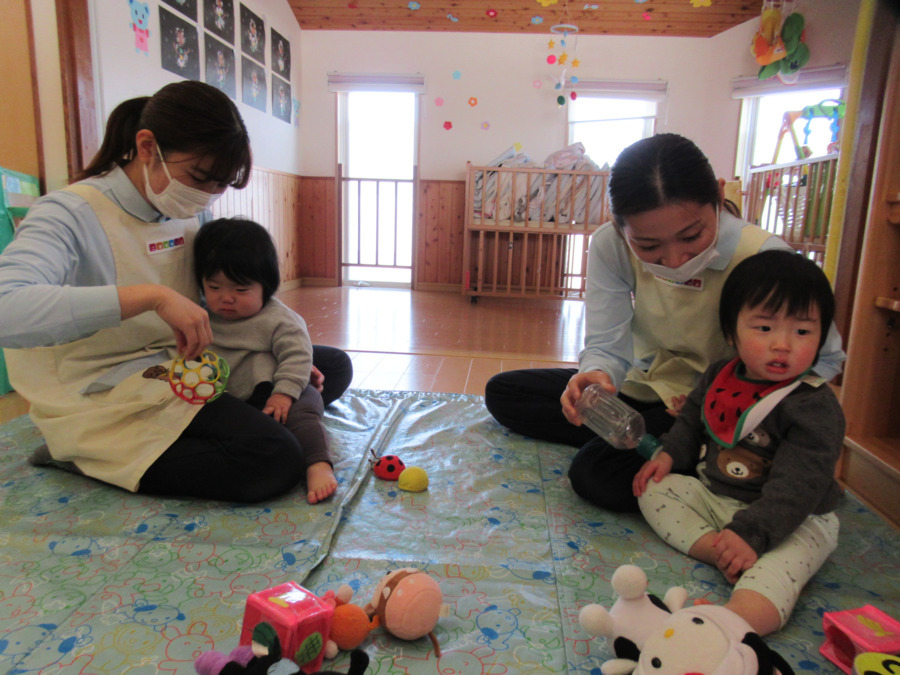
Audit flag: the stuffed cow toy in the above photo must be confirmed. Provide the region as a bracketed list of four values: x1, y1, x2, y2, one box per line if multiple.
[579, 564, 688, 671]
[630, 604, 795, 675]
[579, 565, 794, 675]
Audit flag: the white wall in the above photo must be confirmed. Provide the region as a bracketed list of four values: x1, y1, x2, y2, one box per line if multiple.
[89, 0, 302, 174]
[299, 0, 860, 182]
[34, 0, 860, 182]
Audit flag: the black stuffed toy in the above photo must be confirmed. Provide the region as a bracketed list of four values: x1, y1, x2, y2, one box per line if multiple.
[194, 622, 370, 675]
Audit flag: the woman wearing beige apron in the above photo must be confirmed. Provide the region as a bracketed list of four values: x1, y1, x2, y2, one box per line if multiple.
[484, 133, 846, 512]
[0, 81, 349, 503]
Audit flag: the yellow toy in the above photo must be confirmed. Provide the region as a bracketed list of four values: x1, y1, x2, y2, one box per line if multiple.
[398, 466, 429, 492]
[169, 350, 230, 404]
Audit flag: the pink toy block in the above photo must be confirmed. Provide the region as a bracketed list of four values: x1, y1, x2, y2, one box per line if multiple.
[240, 581, 334, 673]
[820, 605, 900, 674]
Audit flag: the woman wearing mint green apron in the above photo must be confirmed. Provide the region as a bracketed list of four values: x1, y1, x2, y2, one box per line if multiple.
[0, 81, 351, 503]
[484, 133, 846, 512]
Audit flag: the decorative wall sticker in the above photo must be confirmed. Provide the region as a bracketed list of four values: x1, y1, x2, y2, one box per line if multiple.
[129, 0, 151, 56]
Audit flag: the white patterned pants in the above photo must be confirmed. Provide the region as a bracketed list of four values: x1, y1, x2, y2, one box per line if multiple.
[638, 473, 840, 627]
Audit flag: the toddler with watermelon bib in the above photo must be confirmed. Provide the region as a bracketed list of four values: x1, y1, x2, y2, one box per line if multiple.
[633, 249, 844, 637]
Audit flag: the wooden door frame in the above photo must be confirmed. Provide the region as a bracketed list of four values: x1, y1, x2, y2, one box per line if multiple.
[54, 0, 96, 180]
[832, 0, 897, 349]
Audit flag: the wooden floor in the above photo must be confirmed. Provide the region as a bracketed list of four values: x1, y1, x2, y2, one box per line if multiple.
[0, 287, 583, 424]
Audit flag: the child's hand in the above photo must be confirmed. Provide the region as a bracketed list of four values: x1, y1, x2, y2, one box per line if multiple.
[632, 451, 673, 497]
[309, 366, 325, 393]
[262, 393, 293, 423]
[712, 529, 757, 584]
[666, 394, 687, 417]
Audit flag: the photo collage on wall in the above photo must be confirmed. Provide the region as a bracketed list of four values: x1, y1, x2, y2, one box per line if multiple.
[156, 0, 293, 124]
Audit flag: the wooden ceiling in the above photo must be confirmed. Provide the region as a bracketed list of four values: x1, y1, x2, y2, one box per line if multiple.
[288, 0, 760, 38]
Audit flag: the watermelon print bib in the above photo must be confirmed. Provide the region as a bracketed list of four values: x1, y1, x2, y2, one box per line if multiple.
[703, 358, 803, 448]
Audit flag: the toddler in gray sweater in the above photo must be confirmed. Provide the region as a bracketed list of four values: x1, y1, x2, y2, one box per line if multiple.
[194, 218, 337, 504]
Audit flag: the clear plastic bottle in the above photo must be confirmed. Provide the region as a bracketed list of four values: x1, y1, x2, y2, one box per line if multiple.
[576, 384, 661, 459]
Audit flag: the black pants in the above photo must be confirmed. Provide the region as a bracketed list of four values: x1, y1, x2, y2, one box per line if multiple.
[140, 346, 353, 503]
[484, 367, 676, 512]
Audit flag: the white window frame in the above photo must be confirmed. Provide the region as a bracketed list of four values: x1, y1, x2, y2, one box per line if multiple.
[330, 74, 423, 288]
[564, 79, 667, 164]
[731, 65, 847, 180]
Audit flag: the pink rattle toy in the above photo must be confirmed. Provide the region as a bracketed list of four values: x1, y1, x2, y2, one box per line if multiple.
[168, 350, 230, 404]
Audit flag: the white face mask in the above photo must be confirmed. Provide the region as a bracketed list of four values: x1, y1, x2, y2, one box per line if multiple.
[143, 145, 222, 219]
[628, 208, 721, 284]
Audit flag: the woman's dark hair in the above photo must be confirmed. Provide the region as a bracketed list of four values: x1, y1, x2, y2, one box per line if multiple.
[80, 81, 252, 188]
[719, 249, 835, 354]
[193, 218, 281, 303]
[608, 133, 738, 225]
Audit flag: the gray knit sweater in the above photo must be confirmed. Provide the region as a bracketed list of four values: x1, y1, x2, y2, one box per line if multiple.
[660, 358, 845, 556]
[208, 298, 312, 401]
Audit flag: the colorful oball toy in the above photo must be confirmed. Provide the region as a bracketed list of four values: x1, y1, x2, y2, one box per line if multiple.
[169, 350, 230, 404]
[398, 466, 429, 492]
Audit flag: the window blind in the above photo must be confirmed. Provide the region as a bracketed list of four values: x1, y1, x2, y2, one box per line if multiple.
[565, 78, 668, 102]
[731, 64, 847, 99]
[327, 73, 426, 93]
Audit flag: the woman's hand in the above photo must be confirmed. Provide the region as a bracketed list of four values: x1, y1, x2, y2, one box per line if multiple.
[118, 284, 212, 361]
[263, 393, 294, 423]
[309, 365, 325, 393]
[632, 451, 673, 497]
[561, 370, 615, 426]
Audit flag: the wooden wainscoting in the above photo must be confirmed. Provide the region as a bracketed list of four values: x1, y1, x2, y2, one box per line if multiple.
[214, 169, 468, 289]
[211, 166, 304, 284]
[298, 175, 339, 284]
[416, 179, 466, 291]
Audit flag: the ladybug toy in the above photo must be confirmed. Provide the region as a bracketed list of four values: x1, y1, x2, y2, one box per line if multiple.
[369, 449, 406, 481]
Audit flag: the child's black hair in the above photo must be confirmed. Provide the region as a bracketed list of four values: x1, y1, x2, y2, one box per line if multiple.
[193, 218, 280, 303]
[719, 249, 835, 354]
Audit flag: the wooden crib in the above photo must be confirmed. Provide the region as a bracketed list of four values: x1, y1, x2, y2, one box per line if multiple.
[462, 160, 611, 301]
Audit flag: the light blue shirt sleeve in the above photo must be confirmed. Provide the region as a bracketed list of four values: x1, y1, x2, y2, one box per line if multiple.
[0, 192, 121, 347]
[0, 168, 175, 348]
[579, 223, 636, 388]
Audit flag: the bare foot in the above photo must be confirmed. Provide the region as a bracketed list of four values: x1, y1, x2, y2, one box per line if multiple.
[306, 462, 337, 504]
